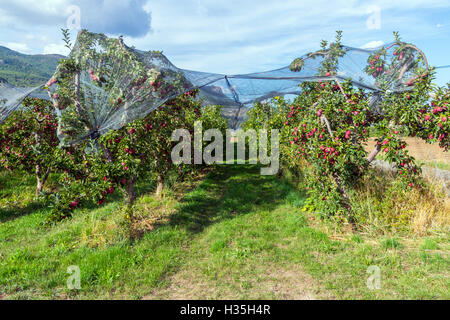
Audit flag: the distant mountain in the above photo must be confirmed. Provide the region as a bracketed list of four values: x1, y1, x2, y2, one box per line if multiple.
[0, 46, 64, 87]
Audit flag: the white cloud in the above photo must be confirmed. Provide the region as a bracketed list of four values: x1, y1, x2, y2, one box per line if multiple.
[6, 42, 31, 53]
[360, 40, 385, 49]
[0, 0, 449, 85]
[0, 0, 151, 37]
[43, 43, 70, 56]
[123, 0, 450, 74]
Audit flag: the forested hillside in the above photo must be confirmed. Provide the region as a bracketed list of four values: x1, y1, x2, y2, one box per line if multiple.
[0, 46, 63, 87]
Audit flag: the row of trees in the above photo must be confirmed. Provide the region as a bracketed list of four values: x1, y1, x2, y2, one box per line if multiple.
[1, 30, 448, 227]
[0, 30, 228, 224]
[243, 32, 449, 223]
[0, 92, 227, 222]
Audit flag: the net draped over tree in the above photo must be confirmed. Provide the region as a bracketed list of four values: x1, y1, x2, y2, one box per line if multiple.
[1, 30, 429, 145]
[0, 80, 43, 124]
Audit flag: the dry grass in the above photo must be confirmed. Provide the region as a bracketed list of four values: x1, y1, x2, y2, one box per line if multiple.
[80, 170, 210, 247]
[409, 186, 450, 235]
[130, 170, 211, 238]
[359, 138, 449, 235]
[143, 262, 329, 300]
[80, 216, 121, 248]
[352, 169, 450, 235]
[130, 196, 178, 239]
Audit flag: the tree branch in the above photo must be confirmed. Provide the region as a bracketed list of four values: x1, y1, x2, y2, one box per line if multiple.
[320, 115, 334, 138]
[334, 77, 347, 98]
[367, 144, 382, 163]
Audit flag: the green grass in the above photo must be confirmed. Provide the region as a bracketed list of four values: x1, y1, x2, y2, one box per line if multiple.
[0, 166, 449, 300]
[381, 238, 402, 250]
[421, 238, 439, 251]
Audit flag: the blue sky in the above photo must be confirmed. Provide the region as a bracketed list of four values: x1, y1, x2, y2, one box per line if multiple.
[0, 0, 449, 85]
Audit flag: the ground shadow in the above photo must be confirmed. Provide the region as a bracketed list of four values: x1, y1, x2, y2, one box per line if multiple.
[0, 201, 46, 223]
[152, 164, 296, 234]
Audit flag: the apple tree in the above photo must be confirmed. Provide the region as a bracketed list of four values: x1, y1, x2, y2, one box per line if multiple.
[0, 97, 59, 196]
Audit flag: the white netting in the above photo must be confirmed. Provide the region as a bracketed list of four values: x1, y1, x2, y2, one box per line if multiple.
[2, 30, 429, 145]
[0, 79, 43, 124]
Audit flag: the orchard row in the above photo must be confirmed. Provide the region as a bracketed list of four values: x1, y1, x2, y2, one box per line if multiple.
[0, 90, 227, 222]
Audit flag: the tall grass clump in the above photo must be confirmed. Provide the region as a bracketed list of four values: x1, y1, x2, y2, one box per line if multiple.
[282, 165, 449, 235]
[350, 169, 449, 235]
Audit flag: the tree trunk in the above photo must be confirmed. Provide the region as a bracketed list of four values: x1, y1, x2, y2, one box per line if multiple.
[35, 164, 50, 196]
[99, 142, 114, 162]
[126, 177, 136, 206]
[177, 165, 186, 182]
[123, 177, 137, 231]
[156, 174, 164, 197]
[332, 173, 356, 228]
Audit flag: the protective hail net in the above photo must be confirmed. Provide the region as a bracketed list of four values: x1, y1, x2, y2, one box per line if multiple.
[0, 80, 43, 124]
[3, 31, 428, 145]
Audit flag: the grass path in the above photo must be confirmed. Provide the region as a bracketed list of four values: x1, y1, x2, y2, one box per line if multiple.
[144, 165, 328, 300]
[0, 165, 448, 299]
